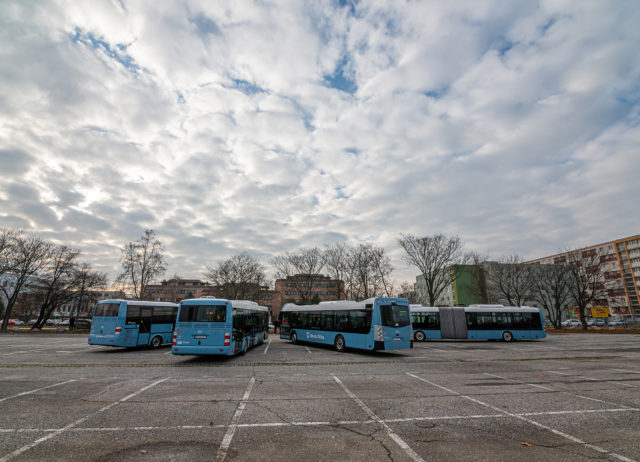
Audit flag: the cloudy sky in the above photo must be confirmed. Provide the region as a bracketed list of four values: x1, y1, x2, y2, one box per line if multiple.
[1, 0, 638, 285]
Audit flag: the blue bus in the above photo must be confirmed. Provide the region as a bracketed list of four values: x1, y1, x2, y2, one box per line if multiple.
[172, 298, 269, 356]
[410, 304, 546, 342]
[279, 298, 413, 352]
[88, 300, 179, 348]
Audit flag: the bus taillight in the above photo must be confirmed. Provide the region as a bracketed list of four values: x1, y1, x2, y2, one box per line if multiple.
[224, 332, 230, 346]
[172, 332, 177, 345]
[115, 326, 121, 335]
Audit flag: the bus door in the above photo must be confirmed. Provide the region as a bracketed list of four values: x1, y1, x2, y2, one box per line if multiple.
[137, 307, 152, 346]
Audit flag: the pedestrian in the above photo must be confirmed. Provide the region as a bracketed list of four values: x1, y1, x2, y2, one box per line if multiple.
[273, 319, 279, 334]
[69, 317, 75, 331]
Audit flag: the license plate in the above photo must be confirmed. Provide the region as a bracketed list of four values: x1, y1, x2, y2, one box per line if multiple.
[393, 337, 401, 341]
[194, 335, 207, 339]
[97, 335, 104, 338]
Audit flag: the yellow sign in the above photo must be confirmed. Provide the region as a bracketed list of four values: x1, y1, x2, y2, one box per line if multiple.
[591, 306, 610, 318]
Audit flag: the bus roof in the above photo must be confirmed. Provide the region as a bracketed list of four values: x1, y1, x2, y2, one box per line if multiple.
[97, 299, 178, 307]
[410, 305, 540, 313]
[181, 298, 268, 312]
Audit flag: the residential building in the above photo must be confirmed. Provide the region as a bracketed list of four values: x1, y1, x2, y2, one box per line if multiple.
[527, 234, 640, 320]
[273, 274, 344, 319]
[416, 265, 488, 307]
[144, 278, 210, 303]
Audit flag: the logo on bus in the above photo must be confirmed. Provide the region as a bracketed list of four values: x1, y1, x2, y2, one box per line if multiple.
[307, 332, 325, 340]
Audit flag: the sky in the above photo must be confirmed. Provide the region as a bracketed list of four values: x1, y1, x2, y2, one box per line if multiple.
[1, 0, 639, 286]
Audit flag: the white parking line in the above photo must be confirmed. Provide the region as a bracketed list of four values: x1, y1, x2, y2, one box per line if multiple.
[216, 377, 255, 461]
[333, 374, 425, 462]
[164, 350, 173, 355]
[407, 373, 635, 462]
[305, 346, 311, 354]
[0, 377, 169, 462]
[612, 368, 640, 374]
[548, 370, 638, 388]
[0, 379, 78, 403]
[0, 407, 637, 434]
[487, 372, 637, 409]
[263, 339, 272, 354]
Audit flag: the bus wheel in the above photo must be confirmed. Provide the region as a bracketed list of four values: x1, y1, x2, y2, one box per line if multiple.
[150, 336, 162, 349]
[502, 331, 514, 342]
[415, 331, 426, 342]
[291, 331, 298, 344]
[334, 335, 346, 353]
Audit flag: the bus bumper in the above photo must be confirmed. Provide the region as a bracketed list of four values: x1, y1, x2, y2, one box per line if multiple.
[171, 345, 234, 356]
[88, 334, 120, 346]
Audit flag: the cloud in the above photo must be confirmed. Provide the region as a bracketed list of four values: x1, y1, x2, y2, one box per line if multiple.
[0, 0, 638, 285]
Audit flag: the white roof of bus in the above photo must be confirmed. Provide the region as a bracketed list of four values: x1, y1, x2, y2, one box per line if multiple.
[97, 299, 178, 307]
[180, 298, 268, 312]
[409, 304, 539, 313]
[282, 301, 366, 312]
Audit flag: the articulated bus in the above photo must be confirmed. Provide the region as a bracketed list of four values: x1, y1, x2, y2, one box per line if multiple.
[410, 304, 546, 342]
[279, 298, 413, 352]
[172, 298, 269, 356]
[88, 300, 179, 348]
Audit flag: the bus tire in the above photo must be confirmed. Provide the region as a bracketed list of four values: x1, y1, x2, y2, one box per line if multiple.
[150, 336, 162, 349]
[414, 331, 426, 342]
[291, 331, 298, 344]
[502, 331, 514, 342]
[334, 335, 346, 353]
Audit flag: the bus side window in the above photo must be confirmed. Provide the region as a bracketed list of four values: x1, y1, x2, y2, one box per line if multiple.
[126, 306, 140, 325]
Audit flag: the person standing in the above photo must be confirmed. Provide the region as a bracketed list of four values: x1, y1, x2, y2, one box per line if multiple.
[273, 319, 279, 334]
[69, 317, 75, 331]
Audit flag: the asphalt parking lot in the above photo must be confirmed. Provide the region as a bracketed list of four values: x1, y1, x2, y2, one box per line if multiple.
[0, 333, 639, 462]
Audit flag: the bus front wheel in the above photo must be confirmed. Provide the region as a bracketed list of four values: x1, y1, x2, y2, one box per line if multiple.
[502, 331, 514, 342]
[334, 335, 345, 353]
[291, 331, 298, 344]
[414, 331, 426, 342]
[150, 336, 162, 349]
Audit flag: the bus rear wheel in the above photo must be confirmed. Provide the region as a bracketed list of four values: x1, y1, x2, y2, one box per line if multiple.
[291, 331, 298, 344]
[502, 331, 514, 342]
[150, 336, 162, 349]
[414, 331, 426, 342]
[334, 335, 346, 352]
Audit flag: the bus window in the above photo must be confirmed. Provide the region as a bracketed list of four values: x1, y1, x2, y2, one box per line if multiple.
[179, 305, 226, 323]
[94, 303, 119, 317]
[126, 305, 140, 325]
[380, 304, 410, 327]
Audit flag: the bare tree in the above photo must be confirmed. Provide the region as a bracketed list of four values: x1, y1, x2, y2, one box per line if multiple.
[204, 253, 269, 301]
[323, 243, 350, 299]
[485, 255, 535, 307]
[397, 281, 420, 304]
[71, 263, 109, 317]
[530, 263, 572, 329]
[272, 247, 325, 304]
[116, 230, 167, 300]
[31, 244, 81, 329]
[398, 233, 466, 306]
[1, 232, 50, 331]
[564, 247, 612, 330]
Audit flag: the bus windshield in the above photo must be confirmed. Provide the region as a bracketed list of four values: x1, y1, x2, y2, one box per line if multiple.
[94, 303, 119, 317]
[178, 305, 226, 323]
[380, 304, 410, 327]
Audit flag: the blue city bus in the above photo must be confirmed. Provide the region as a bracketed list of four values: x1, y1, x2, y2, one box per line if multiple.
[88, 300, 179, 348]
[172, 298, 269, 356]
[279, 298, 413, 352]
[410, 304, 546, 342]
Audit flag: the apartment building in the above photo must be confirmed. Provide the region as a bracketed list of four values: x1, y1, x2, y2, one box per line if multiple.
[527, 234, 640, 319]
[144, 278, 210, 303]
[416, 265, 488, 307]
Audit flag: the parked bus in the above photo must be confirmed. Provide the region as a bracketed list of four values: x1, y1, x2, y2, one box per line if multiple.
[279, 298, 413, 352]
[410, 304, 546, 342]
[172, 298, 269, 356]
[88, 300, 179, 348]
